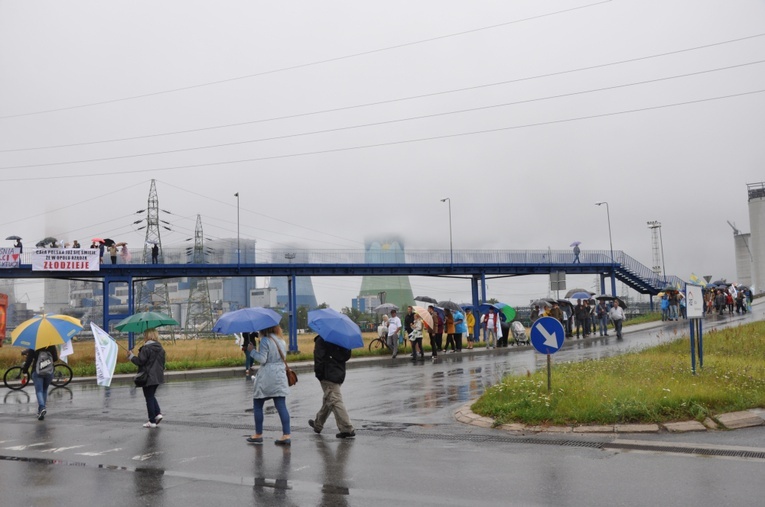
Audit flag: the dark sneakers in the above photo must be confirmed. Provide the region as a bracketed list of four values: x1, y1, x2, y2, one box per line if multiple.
[308, 419, 321, 434]
[336, 430, 356, 439]
[37, 408, 46, 421]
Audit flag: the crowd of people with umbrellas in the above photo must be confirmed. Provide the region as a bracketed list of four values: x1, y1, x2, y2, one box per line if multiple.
[528, 289, 628, 339]
[703, 281, 752, 316]
[5, 236, 132, 263]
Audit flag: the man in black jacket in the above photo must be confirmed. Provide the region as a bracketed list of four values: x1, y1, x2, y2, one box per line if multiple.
[308, 335, 356, 439]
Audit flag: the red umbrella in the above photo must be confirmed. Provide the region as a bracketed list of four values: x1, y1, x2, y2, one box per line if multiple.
[91, 237, 104, 243]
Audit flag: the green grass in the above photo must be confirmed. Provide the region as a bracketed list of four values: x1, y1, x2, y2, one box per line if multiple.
[471, 321, 765, 426]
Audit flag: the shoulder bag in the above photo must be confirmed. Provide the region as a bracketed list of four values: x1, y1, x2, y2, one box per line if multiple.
[268, 336, 298, 387]
[133, 350, 155, 387]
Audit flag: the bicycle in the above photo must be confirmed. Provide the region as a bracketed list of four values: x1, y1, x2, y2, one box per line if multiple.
[368, 332, 407, 353]
[3, 356, 73, 390]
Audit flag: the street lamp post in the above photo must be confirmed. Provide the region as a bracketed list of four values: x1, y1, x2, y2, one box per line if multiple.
[235, 192, 240, 266]
[595, 201, 615, 295]
[440, 197, 453, 265]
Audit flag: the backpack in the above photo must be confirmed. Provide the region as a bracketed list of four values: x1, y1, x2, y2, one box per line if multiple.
[36, 350, 54, 375]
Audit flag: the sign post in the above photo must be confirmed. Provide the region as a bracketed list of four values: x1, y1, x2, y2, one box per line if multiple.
[530, 316, 566, 392]
[685, 283, 704, 374]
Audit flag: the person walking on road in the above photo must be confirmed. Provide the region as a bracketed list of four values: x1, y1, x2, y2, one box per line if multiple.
[309, 335, 356, 439]
[22, 346, 58, 420]
[573, 244, 581, 263]
[128, 329, 166, 428]
[596, 300, 609, 336]
[247, 325, 292, 445]
[609, 300, 625, 340]
[387, 310, 402, 358]
[242, 332, 258, 378]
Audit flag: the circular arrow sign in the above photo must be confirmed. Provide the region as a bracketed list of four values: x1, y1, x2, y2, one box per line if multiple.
[530, 317, 566, 354]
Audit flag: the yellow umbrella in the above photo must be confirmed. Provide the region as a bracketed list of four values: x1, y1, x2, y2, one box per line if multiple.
[11, 314, 83, 350]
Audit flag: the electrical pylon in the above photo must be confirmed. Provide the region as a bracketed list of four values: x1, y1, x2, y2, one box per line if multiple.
[135, 180, 174, 338]
[184, 215, 215, 337]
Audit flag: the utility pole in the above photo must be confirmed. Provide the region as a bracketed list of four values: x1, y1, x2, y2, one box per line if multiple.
[184, 215, 215, 337]
[135, 179, 175, 339]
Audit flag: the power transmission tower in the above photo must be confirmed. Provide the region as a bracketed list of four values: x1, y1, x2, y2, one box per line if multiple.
[135, 180, 174, 339]
[184, 215, 215, 337]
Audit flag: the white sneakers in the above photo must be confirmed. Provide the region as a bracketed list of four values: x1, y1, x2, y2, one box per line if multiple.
[142, 422, 157, 428]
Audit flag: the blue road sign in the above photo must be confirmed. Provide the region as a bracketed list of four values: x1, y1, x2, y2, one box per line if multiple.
[530, 316, 566, 354]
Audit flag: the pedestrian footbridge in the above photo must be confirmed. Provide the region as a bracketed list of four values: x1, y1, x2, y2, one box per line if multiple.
[2, 248, 683, 348]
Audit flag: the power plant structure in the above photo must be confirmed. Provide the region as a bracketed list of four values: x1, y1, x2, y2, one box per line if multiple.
[746, 182, 765, 293]
[729, 182, 765, 294]
[358, 237, 414, 312]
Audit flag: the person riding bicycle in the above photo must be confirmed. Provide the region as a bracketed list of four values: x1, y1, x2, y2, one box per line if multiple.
[22, 345, 59, 420]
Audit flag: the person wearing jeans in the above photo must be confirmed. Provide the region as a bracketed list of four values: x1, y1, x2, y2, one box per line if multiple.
[247, 326, 291, 445]
[128, 329, 166, 428]
[22, 346, 58, 420]
[482, 308, 499, 349]
[596, 300, 609, 336]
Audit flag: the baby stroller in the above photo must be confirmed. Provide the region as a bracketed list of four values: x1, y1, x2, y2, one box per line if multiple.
[510, 321, 529, 345]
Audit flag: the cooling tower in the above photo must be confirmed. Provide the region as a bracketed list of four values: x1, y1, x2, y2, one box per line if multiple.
[358, 237, 414, 311]
[748, 182, 765, 294]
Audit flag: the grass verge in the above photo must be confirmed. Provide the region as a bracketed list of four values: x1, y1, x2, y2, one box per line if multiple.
[471, 321, 765, 426]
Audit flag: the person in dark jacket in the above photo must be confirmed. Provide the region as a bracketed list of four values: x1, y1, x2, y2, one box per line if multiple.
[128, 328, 166, 428]
[308, 335, 355, 439]
[22, 345, 58, 420]
[242, 332, 258, 378]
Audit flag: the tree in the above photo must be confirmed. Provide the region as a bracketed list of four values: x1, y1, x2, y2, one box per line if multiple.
[342, 307, 364, 324]
[297, 305, 308, 329]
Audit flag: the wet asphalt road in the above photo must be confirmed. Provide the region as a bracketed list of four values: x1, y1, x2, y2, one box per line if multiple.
[1, 305, 764, 506]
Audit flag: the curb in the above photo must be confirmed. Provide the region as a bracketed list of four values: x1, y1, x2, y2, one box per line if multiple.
[454, 403, 765, 434]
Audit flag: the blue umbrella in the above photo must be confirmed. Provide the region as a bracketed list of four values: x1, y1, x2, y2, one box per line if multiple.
[307, 308, 363, 349]
[569, 292, 593, 300]
[213, 307, 282, 334]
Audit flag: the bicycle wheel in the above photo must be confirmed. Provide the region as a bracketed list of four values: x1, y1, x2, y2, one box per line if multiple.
[3, 366, 27, 390]
[51, 363, 73, 387]
[369, 337, 387, 353]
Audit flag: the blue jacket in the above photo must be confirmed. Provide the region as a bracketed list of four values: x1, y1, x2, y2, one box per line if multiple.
[453, 311, 467, 333]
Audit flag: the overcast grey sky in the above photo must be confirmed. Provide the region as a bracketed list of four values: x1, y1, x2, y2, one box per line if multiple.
[1, 0, 763, 309]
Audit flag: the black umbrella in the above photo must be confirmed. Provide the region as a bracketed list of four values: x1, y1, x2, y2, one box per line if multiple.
[373, 303, 399, 315]
[530, 299, 552, 308]
[438, 300, 462, 312]
[5, 235, 21, 241]
[36, 237, 58, 247]
[556, 299, 574, 308]
[414, 296, 438, 304]
[103, 238, 116, 247]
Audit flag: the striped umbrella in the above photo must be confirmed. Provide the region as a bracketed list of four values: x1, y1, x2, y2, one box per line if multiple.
[11, 314, 83, 350]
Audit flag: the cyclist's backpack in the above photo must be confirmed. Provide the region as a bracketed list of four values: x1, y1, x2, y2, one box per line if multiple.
[36, 350, 54, 375]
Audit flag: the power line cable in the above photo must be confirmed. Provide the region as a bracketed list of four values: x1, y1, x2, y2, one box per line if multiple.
[0, 1, 611, 120]
[0, 87, 762, 182]
[3, 59, 761, 170]
[3, 31, 762, 153]
[159, 180, 363, 247]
